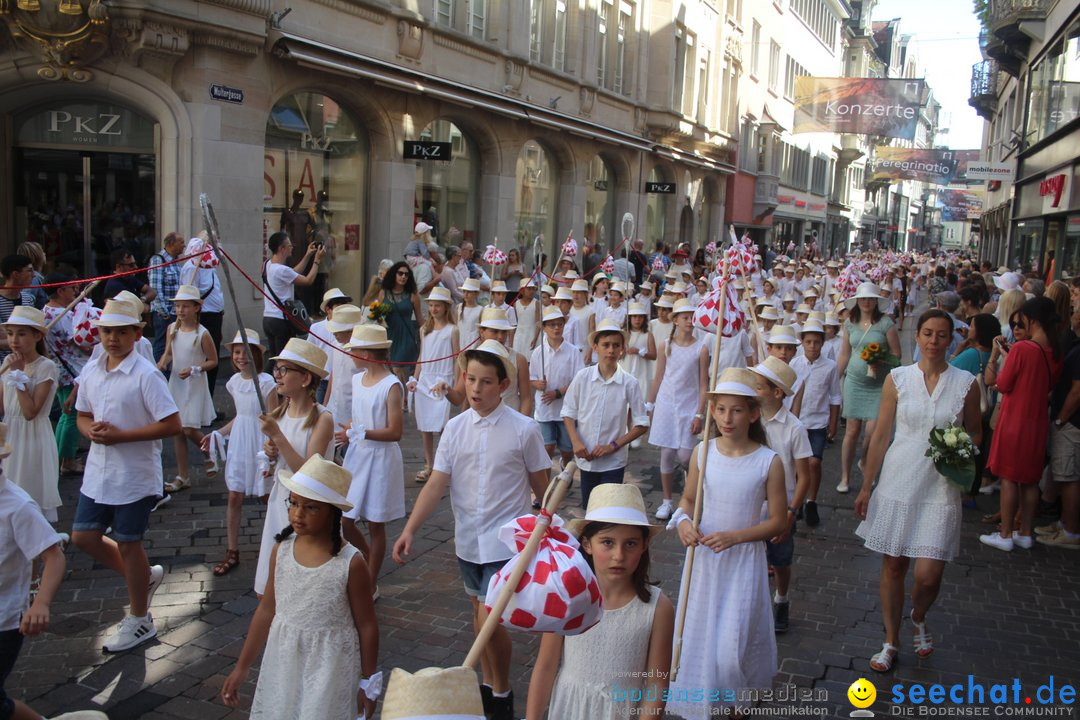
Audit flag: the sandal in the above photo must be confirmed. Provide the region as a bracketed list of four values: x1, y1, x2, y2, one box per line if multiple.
[981, 512, 1001, 524]
[213, 549, 240, 577]
[911, 611, 933, 658]
[869, 642, 899, 672]
[415, 467, 431, 482]
[164, 476, 191, 493]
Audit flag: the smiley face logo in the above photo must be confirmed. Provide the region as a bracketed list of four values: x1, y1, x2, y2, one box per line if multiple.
[848, 677, 877, 709]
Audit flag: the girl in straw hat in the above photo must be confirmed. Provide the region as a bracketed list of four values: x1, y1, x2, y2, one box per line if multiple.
[409, 287, 459, 482]
[457, 278, 484, 352]
[156, 285, 218, 492]
[527, 484, 674, 720]
[255, 338, 334, 596]
[222, 455, 379, 720]
[339, 324, 405, 590]
[201, 330, 279, 577]
[512, 278, 539, 356]
[1, 307, 60, 521]
[666, 368, 787, 718]
[443, 307, 533, 417]
[621, 302, 656, 406]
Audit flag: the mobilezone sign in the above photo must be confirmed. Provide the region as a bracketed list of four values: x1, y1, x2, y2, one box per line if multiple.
[794, 77, 927, 140]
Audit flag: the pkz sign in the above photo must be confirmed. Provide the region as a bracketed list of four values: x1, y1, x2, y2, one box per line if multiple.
[209, 84, 244, 104]
[404, 141, 452, 160]
[15, 102, 155, 151]
[646, 182, 675, 194]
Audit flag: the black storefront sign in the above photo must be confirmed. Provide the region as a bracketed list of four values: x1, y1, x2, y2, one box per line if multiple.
[209, 84, 244, 104]
[404, 141, 452, 160]
[646, 182, 675, 194]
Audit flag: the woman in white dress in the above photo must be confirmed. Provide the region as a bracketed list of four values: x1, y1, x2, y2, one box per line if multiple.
[410, 288, 458, 481]
[512, 280, 540, 357]
[621, 304, 655, 450]
[855, 309, 981, 673]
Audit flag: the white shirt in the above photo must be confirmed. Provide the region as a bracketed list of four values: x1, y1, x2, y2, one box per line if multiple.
[715, 329, 753, 371]
[263, 261, 299, 319]
[562, 365, 649, 472]
[307, 319, 333, 363]
[529, 338, 583, 422]
[823, 335, 842, 363]
[594, 303, 627, 329]
[86, 336, 155, 368]
[75, 350, 179, 504]
[761, 406, 813, 505]
[179, 263, 224, 313]
[433, 403, 551, 563]
[790, 355, 842, 430]
[563, 314, 585, 352]
[0, 476, 62, 631]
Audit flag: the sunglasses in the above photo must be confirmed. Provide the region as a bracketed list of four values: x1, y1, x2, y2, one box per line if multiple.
[396, 270, 410, 276]
[1009, 320, 1025, 330]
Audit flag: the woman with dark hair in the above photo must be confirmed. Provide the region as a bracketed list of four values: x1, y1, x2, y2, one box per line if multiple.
[377, 261, 423, 388]
[980, 296, 1063, 552]
[951, 313, 1002, 499]
[928, 265, 947, 306]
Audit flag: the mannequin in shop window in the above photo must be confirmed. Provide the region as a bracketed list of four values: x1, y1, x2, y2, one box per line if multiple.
[312, 190, 337, 308]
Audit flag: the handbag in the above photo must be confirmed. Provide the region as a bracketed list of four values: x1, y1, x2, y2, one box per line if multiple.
[262, 261, 310, 328]
[975, 351, 995, 419]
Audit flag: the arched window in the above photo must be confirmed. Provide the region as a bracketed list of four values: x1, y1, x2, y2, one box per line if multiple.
[414, 119, 478, 247]
[514, 140, 558, 260]
[586, 155, 615, 256]
[646, 166, 671, 249]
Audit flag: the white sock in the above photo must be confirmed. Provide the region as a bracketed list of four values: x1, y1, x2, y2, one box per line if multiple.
[492, 690, 510, 698]
[774, 592, 789, 605]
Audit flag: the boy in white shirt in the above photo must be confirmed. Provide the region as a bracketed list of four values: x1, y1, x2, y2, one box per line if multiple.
[529, 307, 583, 467]
[562, 319, 650, 507]
[749, 356, 812, 635]
[392, 341, 550, 720]
[72, 299, 181, 653]
[790, 321, 841, 528]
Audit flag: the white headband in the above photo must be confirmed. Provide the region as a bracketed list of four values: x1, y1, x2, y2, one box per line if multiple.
[275, 348, 315, 367]
[711, 381, 756, 397]
[95, 313, 141, 326]
[581, 506, 651, 527]
[287, 471, 350, 507]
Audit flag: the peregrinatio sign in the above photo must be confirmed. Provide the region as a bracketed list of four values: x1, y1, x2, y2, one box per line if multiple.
[794, 77, 926, 140]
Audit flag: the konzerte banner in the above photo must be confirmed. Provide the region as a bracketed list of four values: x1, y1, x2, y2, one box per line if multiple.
[869, 148, 975, 186]
[793, 77, 926, 140]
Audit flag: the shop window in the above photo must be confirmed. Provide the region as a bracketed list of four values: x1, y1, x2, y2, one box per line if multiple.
[515, 140, 558, 259]
[414, 120, 478, 248]
[264, 92, 368, 302]
[585, 156, 615, 257]
[646, 166, 671, 248]
[1026, 18, 1080, 148]
[1061, 216, 1080, 281]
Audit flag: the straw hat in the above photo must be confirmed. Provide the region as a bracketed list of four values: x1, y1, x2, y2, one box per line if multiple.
[0, 421, 12, 460]
[271, 338, 329, 377]
[795, 303, 814, 315]
[564, 270, 580, 281]
[758, 305, 780, 322]
[2, 306, 45, 330]
[609, 281, 627, 296]
[825, 260, 840, 269]
[489, 281, 509, 294]
[588, 318, 629, 346]
[809, 311, 826, 323]
[571, 279, 590, 293]
[567, 483, 663, 538]
[654, 295, 675, 309]
[553, 287, 574, 302]
[750, 356, 796, 396]
[171, 284, 203, 304]
[520, 277, 538, 290]
[669, 281, 689, 295]
[327, 304, 364, 333]
[426, 287, 453, 305]
[381, 667, 485, 720]
[541, 285, 556, 296]
[765, 325, 801, 346]
[628, 302, 648, 316]
[320, 287, 352, 312]
[671, 298, 695, 316]
[541, 307, 566, 324]
[278, 454, 353, 512]
[114, 290, 145, 316]
[781, 293, 796, 304]
[804, 287, 820, 298]
[459, 278, 482, 293]
[663, 270, 677, 282]
[467, 338, 516, 380]
[640, 281, 655, 291]
[479, 307, 514, 331]
[343, 324, 393, 351]
[224, 328, 264, 350]
[800, 320, 826, 336]
[590, 274, 609, 290]
[824, 313, 841, 326]
[94, 299, 145, 328]
[844, 282, 889, 312]
[708, 367, 758, 397]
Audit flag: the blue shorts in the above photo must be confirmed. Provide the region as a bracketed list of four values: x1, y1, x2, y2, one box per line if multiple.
[457, 557, 506, 601]
[806, 427, 828, 460]
[72, 493, 157, 542]
[539, 420, 572, 453]
[766, 520, 796, 568]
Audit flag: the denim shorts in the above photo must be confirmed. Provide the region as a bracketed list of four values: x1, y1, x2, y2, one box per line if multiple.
[538, 420, 573, 453]
[806, 427, 828, 460]
[73, 493, 157, 542]
[457, 557, 507, 601]
[766, 520, 796, 568]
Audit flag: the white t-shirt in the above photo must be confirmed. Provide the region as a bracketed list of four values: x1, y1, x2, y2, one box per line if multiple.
[0, 477, 62, 631]
[263, 262, 300, 319]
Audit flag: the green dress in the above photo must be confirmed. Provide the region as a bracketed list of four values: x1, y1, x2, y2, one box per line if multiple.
[842, 316, 894, 421]
[386, 291, 419, 372]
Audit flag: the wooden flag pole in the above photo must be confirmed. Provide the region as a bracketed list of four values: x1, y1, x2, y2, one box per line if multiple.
[44, 280, 101, 332]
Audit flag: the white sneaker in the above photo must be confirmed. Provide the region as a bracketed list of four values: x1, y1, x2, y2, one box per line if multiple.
[103, 615, 157, 652]
[151, 494, 171, 512]
[978, 480, 1001, 495]
[147, 565, 165, 609]
[50, 712, 110, 720]
[1012, 534, 1034, 550]
[655, 499, 674, 521]
[979, 533, 1014, 552]
[835, 481, 850, 494]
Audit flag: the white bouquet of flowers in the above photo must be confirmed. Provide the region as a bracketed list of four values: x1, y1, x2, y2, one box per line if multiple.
[925, 424, 978, 489]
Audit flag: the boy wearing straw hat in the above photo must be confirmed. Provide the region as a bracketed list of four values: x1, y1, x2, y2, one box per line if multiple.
[393, 340, 551, 720]
[530, 307, 583, 467]
[71, 299, 181, 652]
[562, 319, 650, 508]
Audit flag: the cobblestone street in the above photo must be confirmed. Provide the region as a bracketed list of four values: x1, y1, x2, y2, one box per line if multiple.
[12, 319, 1080, 719]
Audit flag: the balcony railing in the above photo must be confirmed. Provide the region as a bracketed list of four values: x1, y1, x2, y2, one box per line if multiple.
[754, 173, 779, 209]
[969, 60, 998, 120]
[988, 0, 1050, 32]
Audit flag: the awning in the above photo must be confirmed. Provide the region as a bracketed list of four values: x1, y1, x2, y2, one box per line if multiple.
[270, 32, 735, 174]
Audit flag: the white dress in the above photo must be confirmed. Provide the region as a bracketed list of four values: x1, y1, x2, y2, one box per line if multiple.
[167, 325, 215, 428]
[343, 372, 405, 523]
[649, 338, 704, 451]
[856, 364, 974, 561]
[223, 373, 277, 496]
[255, 404, 332, 595]
[548, 586, 662, 720]
[415, 324, 455, 432]
[503, 350, 526, 412]
[667, 442, 777, 717]
[620, 330, 651, 398]
[512, 299, 539, 357]
[250, 537, 362, 720]
[715, 329, 752, 371]
[458, 304, 483, 351]
[648, 319, 671, 386]
[2, 357, 60, 521]
[326, 339, 358, 430]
